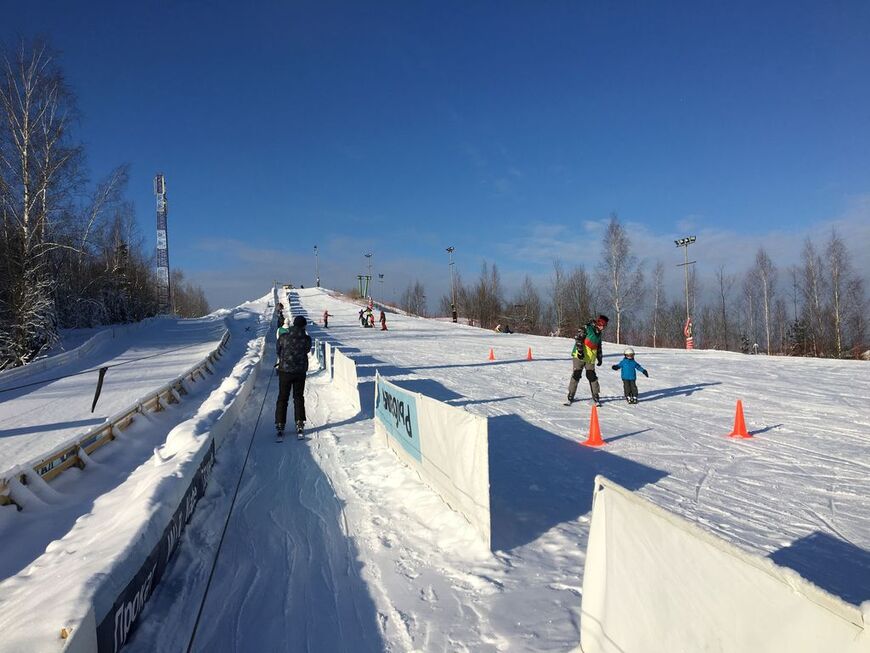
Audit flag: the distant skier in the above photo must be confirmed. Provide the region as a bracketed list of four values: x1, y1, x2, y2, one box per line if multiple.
[611, 347, 648, 404]
[379, 310, 387, 331]
[567, 315, 608, 406]
[367, 311, 375, 328]
[275, 315, 312, 439]
[323, 310, 332, 328]
[359, 309, 366, 327]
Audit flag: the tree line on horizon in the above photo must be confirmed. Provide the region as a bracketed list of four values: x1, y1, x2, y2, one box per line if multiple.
[0, 39, 209, 370]
[397, 215, 867, 359]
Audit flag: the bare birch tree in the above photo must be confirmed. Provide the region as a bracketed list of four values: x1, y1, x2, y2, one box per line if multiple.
[799, 239, 827, 356]
[508, 275, 543, 334]
[826, 230, 849, 356]
[549, 259, 567, 336]
[752, 247, 777, 354]
[564, 266, 592, 336]
[714, 265, 735, 350]
[471, 261, 503, 329]
[596, 213, 643, 344]
[400, 280, 427, 317]
[0, 39, 81, 366]
[650, 260, 665, 348]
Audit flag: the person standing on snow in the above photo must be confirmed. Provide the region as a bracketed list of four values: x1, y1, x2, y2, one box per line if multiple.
[322, 310, 332, 328]
[567, 315, 609, 406]
[379, 309, 388, 331]
[611, 347, 648, 404]
[275, 315, 312, 438]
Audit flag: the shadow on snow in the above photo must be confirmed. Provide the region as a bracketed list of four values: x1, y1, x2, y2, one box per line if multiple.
[769, 531, 870, 606]
[488, 413, 667, 552]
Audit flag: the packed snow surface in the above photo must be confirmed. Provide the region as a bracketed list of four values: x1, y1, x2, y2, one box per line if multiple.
[1, 287, 868, 652]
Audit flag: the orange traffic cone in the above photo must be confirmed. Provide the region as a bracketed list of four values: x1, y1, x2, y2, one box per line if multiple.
[582, 405, 605, 447]
[727, 400, 752, 439]
[488, 348, 495, 361]
[526, 347, 533, 360]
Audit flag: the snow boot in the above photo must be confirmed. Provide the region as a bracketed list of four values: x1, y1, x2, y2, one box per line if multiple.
[276, 423, 285, 441]
[296, 420, 305, 439]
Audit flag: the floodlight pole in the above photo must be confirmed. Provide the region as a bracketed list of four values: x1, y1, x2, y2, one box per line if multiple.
[364, 252, 373, 301]
[675, 236, 697, 349]
[446, 246, 457, 322]
[314, 245, 320, 287]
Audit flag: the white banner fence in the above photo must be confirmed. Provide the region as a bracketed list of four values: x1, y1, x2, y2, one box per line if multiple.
[374, 373, 491, 548]
[332, 347, 360, 413]
[580, 476, 868, 653]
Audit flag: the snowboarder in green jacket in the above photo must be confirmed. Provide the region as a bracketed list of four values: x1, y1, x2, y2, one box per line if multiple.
[567, 315, 608, 406]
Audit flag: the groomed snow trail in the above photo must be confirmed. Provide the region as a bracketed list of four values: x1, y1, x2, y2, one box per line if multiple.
[127, 287, 870, 652]
[186, 366, 387, 652]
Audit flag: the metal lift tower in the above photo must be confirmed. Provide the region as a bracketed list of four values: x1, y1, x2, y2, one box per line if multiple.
[154, 174, 171, 314]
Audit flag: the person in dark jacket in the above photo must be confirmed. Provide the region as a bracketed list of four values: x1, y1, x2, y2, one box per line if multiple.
[611, 347, 648, 404]
[275, 315, 312, 437]
[567, 314, 608, 406]
[379, 310, 387, 331]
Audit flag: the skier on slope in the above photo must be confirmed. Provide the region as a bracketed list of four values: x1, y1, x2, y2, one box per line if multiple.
[611, 347, 648, 404]
[275, 315, 312, 439]
[322, 310, 332, 328]
[379, 309, 388, 331]
[567, 314, 609, 406]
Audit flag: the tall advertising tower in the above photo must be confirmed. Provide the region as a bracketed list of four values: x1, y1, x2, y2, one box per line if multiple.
[154, 174, 171, 314]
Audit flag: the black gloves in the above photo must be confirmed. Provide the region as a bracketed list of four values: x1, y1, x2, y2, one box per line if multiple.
[611, 364, 619, 370]
[642, 370, 649, 377]
[596, 358, 602, 367]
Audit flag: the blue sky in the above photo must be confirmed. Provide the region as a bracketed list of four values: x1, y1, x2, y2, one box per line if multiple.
[5, 1, 870, 310]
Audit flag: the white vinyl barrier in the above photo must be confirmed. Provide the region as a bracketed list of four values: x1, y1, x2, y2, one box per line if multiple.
[374, 373, 490, 548]
[580, 476, 868, 653]
[332, 348, 360, 413]
[324, 342, 334, 379]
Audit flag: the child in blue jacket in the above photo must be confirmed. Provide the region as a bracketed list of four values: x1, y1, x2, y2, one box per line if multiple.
[611, 347, 648, 404]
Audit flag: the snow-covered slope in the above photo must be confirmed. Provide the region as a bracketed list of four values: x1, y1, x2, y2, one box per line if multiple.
[1, 287, 868, 652]
[138, 288, 870, 652]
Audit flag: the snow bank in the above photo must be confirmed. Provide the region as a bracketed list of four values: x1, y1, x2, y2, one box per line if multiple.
[0, 305, 270, 653]
[0, 320, 150, 387]
[0, 325, 231, 496]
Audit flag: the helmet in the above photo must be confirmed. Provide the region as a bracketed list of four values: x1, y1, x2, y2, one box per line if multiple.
[624, 347, 635, 357]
